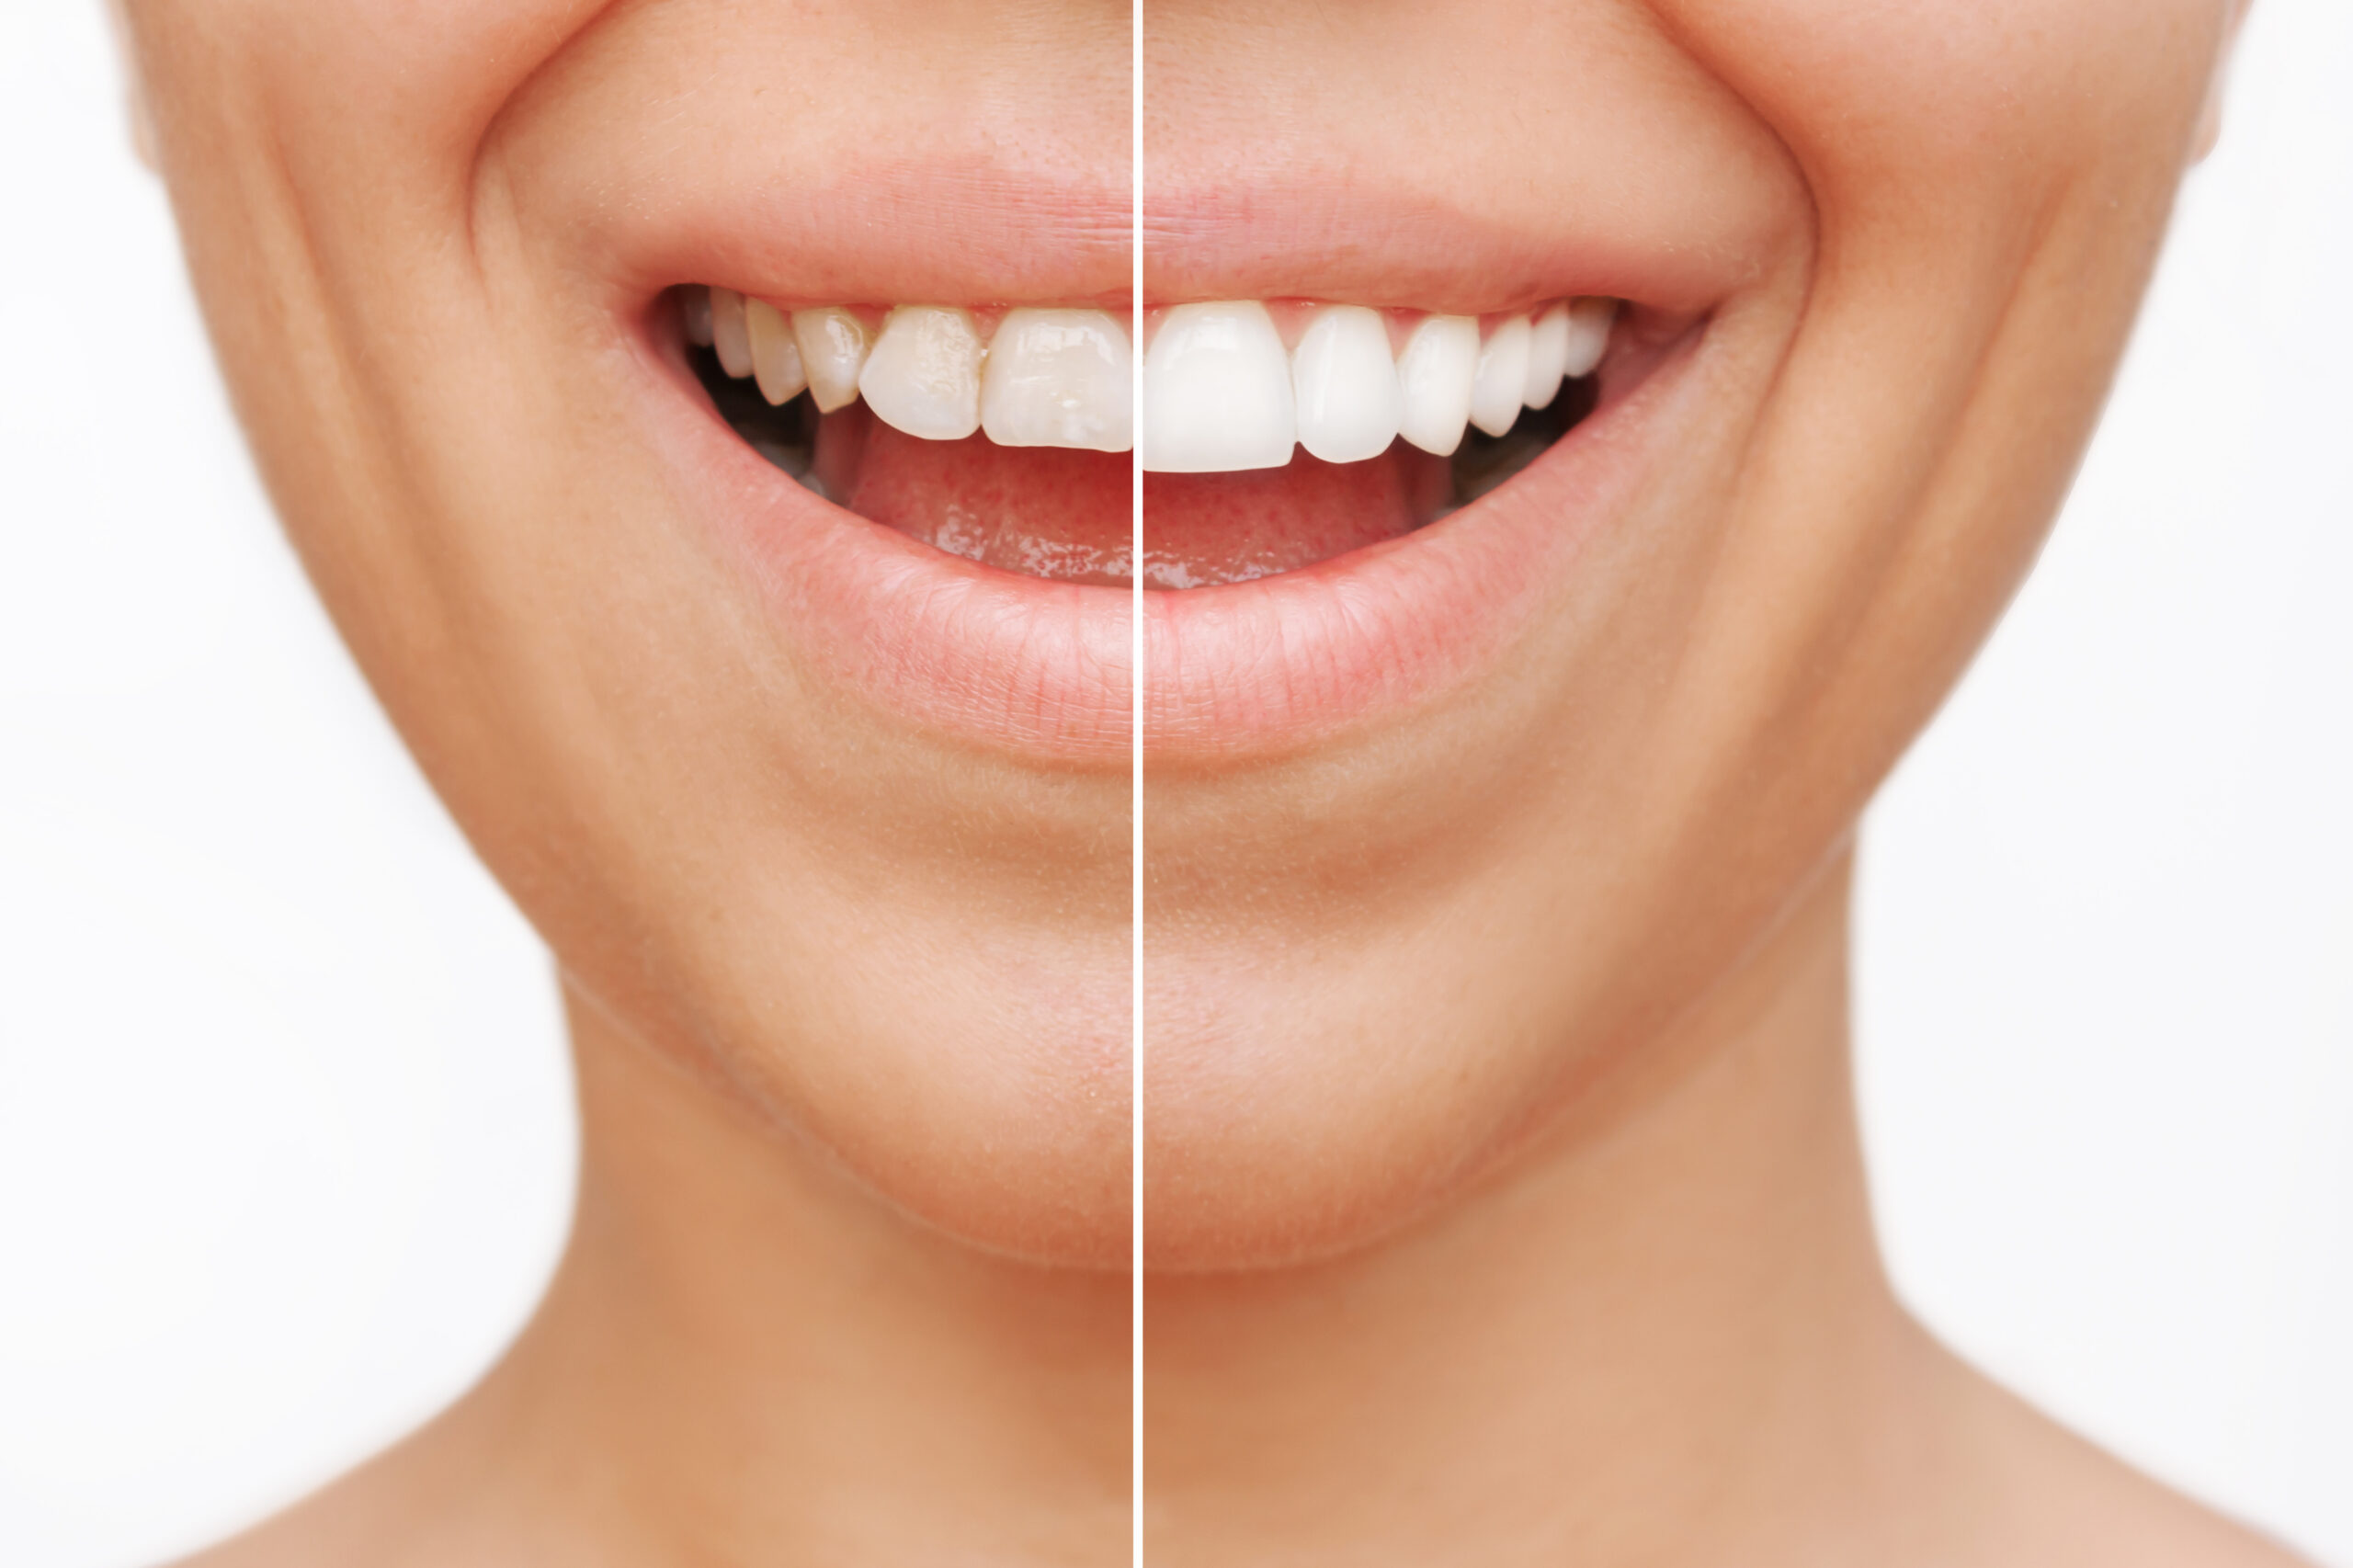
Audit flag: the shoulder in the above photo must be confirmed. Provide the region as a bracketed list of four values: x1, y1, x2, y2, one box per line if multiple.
[159, 1388, 572, 1568]
[1945, 1358, 2314, 1568]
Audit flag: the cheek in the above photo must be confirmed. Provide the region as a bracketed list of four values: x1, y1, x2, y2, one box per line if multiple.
[1654, 0, 2222, 199]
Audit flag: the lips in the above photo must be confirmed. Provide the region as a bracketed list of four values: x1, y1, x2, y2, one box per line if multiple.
[604, 145, 1751, 764]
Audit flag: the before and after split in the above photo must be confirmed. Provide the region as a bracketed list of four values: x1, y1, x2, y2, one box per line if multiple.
[22, 0, 2336, 1562]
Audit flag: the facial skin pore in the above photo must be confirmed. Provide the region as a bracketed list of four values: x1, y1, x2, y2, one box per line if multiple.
[1142, 0, 2293, 1562]
[116, 0, 1131, 1562]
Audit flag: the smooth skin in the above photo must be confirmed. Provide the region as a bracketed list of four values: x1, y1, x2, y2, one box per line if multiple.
[109, 0, 2303, 1560]
[113, 0, 1132, 1563]
[1143, 0, 2304, 1563]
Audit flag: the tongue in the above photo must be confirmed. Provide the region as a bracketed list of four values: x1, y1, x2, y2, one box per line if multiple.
[1141, 449, 1450, 588]
[822, 404, 1452, 590]
[823, 407, 1133, 585]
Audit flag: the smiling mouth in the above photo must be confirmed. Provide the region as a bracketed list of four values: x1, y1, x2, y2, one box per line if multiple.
[685, 285, 1620, 590]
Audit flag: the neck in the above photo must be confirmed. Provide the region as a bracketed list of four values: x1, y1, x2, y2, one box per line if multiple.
[1143, 850, 1960, 1563]
[457, 990, 1132, 1563]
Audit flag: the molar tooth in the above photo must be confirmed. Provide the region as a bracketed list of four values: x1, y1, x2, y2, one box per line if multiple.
[1141, 301, 1296, 473]
[745, 301, 808, 406]
[980, 307, 1133, 452]
[858, 305, 984, 440]
[684, 286, 715, 348]
[792, 307, 872, 414]
[1469, 313, 1533, 437]
[1290, 305, 1403, 465]
[1562, 297, 1616, 379]
[1523, 301, 1572, 410]
[710, 287, 754, 380]
[1394, 315, 1479, 457]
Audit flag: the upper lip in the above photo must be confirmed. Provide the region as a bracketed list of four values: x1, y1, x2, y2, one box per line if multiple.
[593, 153, 1133, 316]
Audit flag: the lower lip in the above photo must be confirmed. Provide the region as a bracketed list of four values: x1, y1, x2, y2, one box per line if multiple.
[635, 322, 1702, 767]
[1144, 326, 1704, 762]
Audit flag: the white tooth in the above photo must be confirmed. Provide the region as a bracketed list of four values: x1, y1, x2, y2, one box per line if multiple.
[1141, 301, 1295, 472]
[792, 307, 872, 414]
[684, 286, 715, 348]
[710, 287, 754, 380]
[1523, 301, 1571, 410]
[745, 300, 807, 406]
[858, 305, 984, 440]
[1394, 314, 1479, 457]
[980, 307, 1133, 452]
[1469, 314, 1532, 438]
[1290, 305, 1403, 465]
[1562, 297, 1616, 379]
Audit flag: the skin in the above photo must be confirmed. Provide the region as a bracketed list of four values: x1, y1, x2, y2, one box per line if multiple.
[107, 0, 2296, 1560]
[1143, 0, 2302, 1562]
[114, 0, 1132, 1562]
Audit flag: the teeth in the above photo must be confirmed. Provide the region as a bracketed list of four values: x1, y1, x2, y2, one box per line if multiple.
[1469, 313, 1532, 438]
[1523, 301, 1572, 411]
[858, 305, 984, 441]
[1563, 297, 1616, 380]
[1291, 305, 1403, 465]
[981, 308, 1133, 452]
[1394, 314, 1479, 458]
[710, 287, 754, 381]
[792, 307, 873, 414]
[745, 300, 807, 407]
[687, 281, 1614, 473]
[1141, 301, 1297, 473]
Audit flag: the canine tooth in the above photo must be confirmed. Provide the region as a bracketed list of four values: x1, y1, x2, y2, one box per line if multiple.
[1290, 305, 1403, 465]
[1524, 301, 1572, 409]
[1394, 314, 1478, 457]
[1141, 301, 1295, 472]
[1563, 297, 1616, 379]
[710, 287, 754, 380]
[980, 307, 1133, 451]
[792, 308, 872, 414]
[745, 301, 808, 406]
[684, 286, 715, 348]
[1469, 314, 1532, 437]
[858, 306, 984, 440]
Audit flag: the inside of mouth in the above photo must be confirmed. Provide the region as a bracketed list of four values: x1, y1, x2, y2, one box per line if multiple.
[687, 296, 1601, 591]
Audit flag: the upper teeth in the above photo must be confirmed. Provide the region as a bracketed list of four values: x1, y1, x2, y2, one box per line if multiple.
[694, 287, 1133, 452]
[1140, 298, 1615, 472]
[688, 287, 1613, 470]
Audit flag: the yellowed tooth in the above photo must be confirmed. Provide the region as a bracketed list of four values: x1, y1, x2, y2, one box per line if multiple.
[710, 287, 754, 380]
[745, 300, 807, 405]
[684, 286, 715, 348]
[792, 307, 872, 414]
[858, 306, 984, 440]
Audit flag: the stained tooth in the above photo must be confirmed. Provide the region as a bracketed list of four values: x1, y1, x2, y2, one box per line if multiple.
[792, 307, 872, 414]
[684, 286, 715, 348]
[745, 301, 808, 406]
[1141, 301, 1296, 472]
[980, 307, 1133, 452]
[1394, 315, 1479, 457]
[1469, 314, 1533, 438]
[1562, 297, 1616, 379]
[858, 305, 984, 440]
[1290, 305, 1403, 465]
[710, 287, 754, 380]
[1523, 301, 1572, 410]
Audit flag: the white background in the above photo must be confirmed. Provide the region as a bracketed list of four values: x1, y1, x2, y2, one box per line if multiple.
[1, 2, 2347, 1562]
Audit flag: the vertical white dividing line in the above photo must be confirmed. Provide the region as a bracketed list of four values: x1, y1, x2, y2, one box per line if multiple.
[1129, 0, 1145, 1561]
